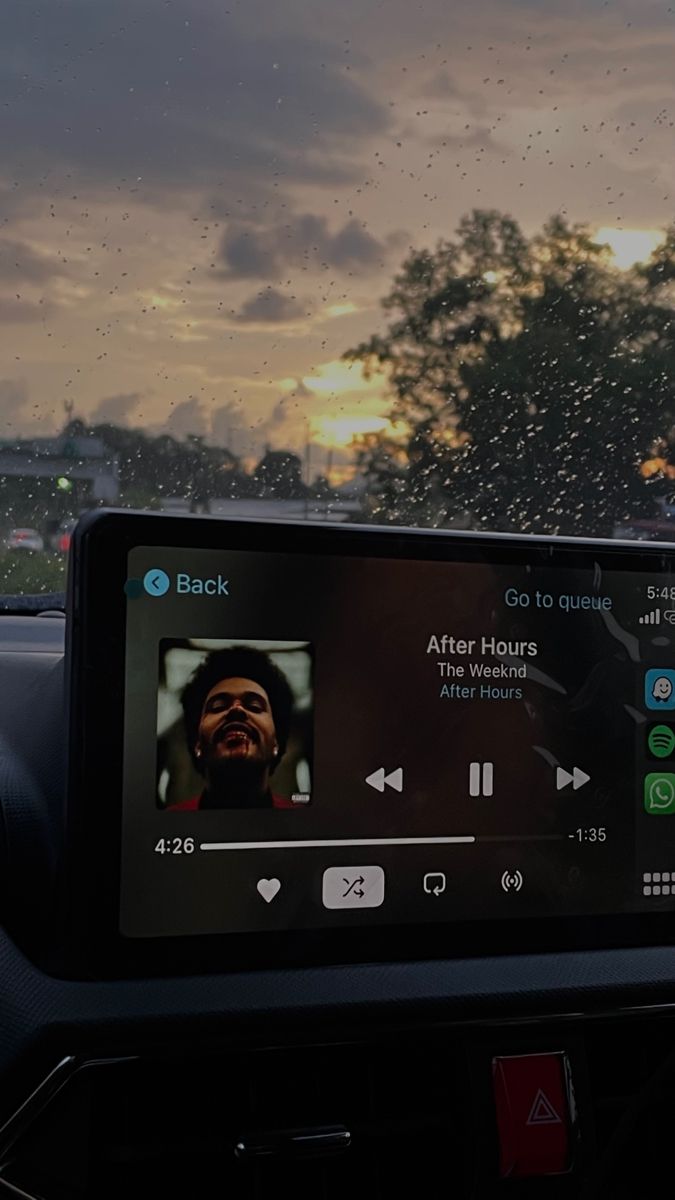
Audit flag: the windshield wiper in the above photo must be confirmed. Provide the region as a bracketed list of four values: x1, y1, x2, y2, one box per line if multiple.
[0, 593, 66, 614]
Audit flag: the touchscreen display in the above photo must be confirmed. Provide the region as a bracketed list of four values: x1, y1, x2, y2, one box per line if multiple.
[119, 542, 675, 938]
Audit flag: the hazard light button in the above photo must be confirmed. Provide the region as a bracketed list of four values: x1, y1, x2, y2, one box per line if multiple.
[492, 1052, 575, 1178]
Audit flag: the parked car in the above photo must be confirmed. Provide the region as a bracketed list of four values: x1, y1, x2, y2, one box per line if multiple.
[49, 519, 77, 554]
[5, 528, 45, 552]
[612, 518, 675, 541]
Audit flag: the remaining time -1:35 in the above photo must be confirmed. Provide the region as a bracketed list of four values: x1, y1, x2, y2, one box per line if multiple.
[568, 828, 607, 843]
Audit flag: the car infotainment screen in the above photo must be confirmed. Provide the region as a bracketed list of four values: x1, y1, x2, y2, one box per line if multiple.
[106, 527, 675, 942]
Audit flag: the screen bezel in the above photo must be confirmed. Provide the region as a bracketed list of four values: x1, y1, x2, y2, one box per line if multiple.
[64, 509, 675, 979]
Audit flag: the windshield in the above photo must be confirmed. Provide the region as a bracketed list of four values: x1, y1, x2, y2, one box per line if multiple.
[2, 0, 675, 595]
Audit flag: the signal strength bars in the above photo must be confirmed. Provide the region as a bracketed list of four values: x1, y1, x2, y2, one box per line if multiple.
[639, 608, 661, 625]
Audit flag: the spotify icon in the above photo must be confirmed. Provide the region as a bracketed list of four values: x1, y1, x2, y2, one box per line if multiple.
[647, 724, 675, 759]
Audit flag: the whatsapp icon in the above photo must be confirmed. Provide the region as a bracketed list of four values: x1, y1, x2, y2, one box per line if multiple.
[644, 773, 675, 815]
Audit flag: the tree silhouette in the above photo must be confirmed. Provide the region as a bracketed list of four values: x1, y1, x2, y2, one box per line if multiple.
[252, 450, 308, 499]
[345, 210, 675, 535]
[89, 423, 246, 507]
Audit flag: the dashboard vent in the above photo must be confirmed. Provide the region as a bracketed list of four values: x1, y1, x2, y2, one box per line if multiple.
[3, 1015, 675, 1198]
[1, 1038, 475, 1199]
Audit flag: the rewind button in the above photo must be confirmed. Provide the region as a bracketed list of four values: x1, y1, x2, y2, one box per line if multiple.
[365, 766, 403, 793]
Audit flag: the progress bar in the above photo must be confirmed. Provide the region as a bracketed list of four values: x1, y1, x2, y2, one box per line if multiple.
[200, 836, 476, 851]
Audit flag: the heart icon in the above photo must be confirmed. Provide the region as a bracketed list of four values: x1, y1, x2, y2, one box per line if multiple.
[257, 877, 281, 903]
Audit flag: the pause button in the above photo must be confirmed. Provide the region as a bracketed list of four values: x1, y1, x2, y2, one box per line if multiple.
[469, 761, 494, 797]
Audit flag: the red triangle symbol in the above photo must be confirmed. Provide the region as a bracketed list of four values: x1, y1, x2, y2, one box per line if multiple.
[526, 1088, 562, 1126]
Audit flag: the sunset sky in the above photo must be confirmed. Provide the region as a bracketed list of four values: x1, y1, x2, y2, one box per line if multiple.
[1, 0, 674, 472]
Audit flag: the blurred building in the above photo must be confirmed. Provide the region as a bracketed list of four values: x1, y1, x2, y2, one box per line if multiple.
[0, 430, 120, 504]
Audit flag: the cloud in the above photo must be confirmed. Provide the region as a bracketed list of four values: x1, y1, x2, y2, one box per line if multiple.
[91, 392, 142, 424]
[219, 213, 389, 279]
[210, 401, 244, 451]
[262, 398, 293, 434]
[236, 287, 310, 324]
[0, 378, 58, 436]
[0, 379, 29, 431]
[236, 380, 318, 455]
[285, 379, 315, 400]
[0, 0, 389, 200]
[419, 70, 465, 100]
[252, 395, 306, 451]
[0, 296, 52, 323]
[0, 239, 64, 323]
[0, 186, 47, 222]
[430, 122, 508, 152]
[0, 239, 64, 284]
[210, 396, 320, 465]
[163, 397, 208, 439]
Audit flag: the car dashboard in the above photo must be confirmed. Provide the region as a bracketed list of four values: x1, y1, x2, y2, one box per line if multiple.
[0, 606, 675, 1197]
